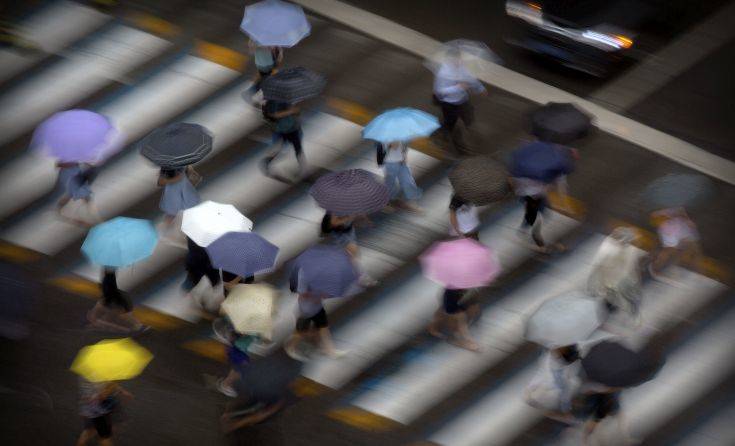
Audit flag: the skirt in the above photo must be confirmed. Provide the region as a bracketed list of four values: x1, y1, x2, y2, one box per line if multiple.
[58, 166, 92, 200]
[159, 177, 200, 216]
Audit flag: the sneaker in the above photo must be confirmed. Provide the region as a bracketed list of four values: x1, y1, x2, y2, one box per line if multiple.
[217, 379, 238, 398]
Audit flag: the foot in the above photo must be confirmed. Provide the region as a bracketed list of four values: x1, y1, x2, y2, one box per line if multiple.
[428, 325, 446, 339]
[217, 379, 238, 398]
[449, 337, 480, 352]
[131, 325, 152, 335]
[358, 274, 379, 287]
[400, 201, 424, 214]
[322, 348, 349, 359]
[285, 344, 310, 362]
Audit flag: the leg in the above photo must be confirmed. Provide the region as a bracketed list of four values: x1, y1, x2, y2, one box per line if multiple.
[449, 311, 479, 351]
[458, 101, 475, 129]
[76, 427, 96, 446]
[383, 163, 401, 201]
[439, 102, 460, 135]
[284, 130, 306, 176]
[395, 163, 422, 205]
[428, 307, 446, 338]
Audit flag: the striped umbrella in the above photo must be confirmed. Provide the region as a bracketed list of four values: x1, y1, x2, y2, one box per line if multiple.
[310, 168, 390, 216]
[206, 232, 279, 277]
[289, 244, 358, 298]
[261, 67, 326, 103]
[449, 155, 511, 205]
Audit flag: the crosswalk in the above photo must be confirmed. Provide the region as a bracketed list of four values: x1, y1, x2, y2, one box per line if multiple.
[0, 3, 730, 445]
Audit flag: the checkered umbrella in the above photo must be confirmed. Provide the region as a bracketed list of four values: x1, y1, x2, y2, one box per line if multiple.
[139, 122, 213, 168]
[206, 231, 279, 278]
[289, 244, 359, 298]
[531, 102, 592, 144]
[310, 168, 390, 216]
[449, 155, 511, 205]
[261, 67, 326, 103]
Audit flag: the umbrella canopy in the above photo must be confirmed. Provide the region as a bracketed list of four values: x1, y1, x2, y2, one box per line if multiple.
[510, 141, 575, 183]
[240, 0, 310, 47]
[310, 168, 390, 216]
[426, 39, 502, 77]
[449, 155, 511, 205]
[289, 244, 359, 298]
[71, 338, 153, 382]
[531, 102, 592, 144]
[31, 109, 121, 163]
[420, 238, 501, 289]
[182, 201, 253, 247]
[642, 173, 715, 211]
[206, 231, 279, 277]
[261, 67, 326, 103]
[81, 217, 158, 267]
[234, 350, 303, 407]
[139, 122, 213, 169]
[525, 292, 605, 348]
[582, 341, 664, 387]
[362, 108, 440, 143]
[221, 283, 278, 340]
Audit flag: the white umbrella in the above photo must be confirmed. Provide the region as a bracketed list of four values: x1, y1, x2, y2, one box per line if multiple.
[425, 39, 502, 78]
[182, 201, 253, 247]
[525, 291, 605, 348]
[221, 284, 278, 340]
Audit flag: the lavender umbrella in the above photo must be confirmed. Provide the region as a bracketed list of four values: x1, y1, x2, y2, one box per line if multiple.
[310, 169, 390, 216]
[206, 231, 279, 278]
[240, 0, 311, 47]
[31, 109, 121, 163]
[289, 244, 358, 298]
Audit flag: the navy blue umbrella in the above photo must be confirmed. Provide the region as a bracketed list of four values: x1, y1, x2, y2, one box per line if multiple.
[289, 244, 358, 298]
[531, 102, 592, 144]
[206, 232, 279, 278]
[510, 141, 575, 183]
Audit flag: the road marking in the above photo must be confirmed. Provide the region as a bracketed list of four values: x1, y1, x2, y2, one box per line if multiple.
[127, 12, 179, 38]
[590, 1, 735, 112]
[49, 275, 101, 298]
[181, 339, 227, 363]
[0, 240, 40, 263]
[195, 41, 248, 71]
[328, 406, 400, 432]
[292, 0, 735, 185]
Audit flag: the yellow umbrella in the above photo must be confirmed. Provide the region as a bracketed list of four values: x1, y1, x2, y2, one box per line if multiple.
[221, 284, 278, 340]
[71, 338, 153, 382]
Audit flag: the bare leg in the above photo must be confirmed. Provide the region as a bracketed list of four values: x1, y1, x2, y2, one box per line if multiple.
[118, 311, 143, 331]
[285, 332, 305, 359]
[428, 308, 446, 338]
[318, 327, 345, 357]
[582, 419, 598, 446]
[448, 312, 479, 351]
[222, 368, 241, 389]
[99, 437, 113, 446]
[76, 428, 96, 446]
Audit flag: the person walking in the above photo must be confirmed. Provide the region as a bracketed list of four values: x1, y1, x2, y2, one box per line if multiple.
[261, 100, 306, 179]
[524, 345, 582, 425]
[285, 290, 345, 360]
[432, 48, 485, 154]
[320, 212, 377, 287]
[449, 193, 480, 240]
[184, 237, 223, 313]
[87, 267, 147, 333]
[76, 380, 132, 446]
[56, 161, 100, 225]
[378, 141, 422, 212]
[649, 207, 704, 284]
[247, 41, 283, 100]
[428, 287, 481, 351]
[157, 166, 201, 242]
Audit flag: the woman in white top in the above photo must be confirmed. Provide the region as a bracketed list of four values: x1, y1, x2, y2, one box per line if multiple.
[649, 207, 704, 282]
[449, 194, 480, 239]
[379, 141, 423, 212]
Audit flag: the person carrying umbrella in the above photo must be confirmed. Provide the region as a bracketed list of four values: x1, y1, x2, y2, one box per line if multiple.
[378, 141, 423, 213]
[261, 100, 305, 179]
[55, 161, 101, 226]
[524, 345, 582, 425]
[157, 165, 202, 238]
[87, 267, 147, 333]
[449, 193, 480, 240]
[246, 40, 283, 101]
[76, 380, 133, 446]
[649, 207, 704, 283]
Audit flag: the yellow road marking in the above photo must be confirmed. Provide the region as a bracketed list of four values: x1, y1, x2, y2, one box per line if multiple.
[133, 306, 184, 330]
[128, 13, 179, 37]
[195, 41, 248, 71]
[328, 406, 400, 432]
[547, 191, 586, 219]
[181, 339, 227, 363]
[326, 97, 375, 126]
[49, 276, 101, 299]
[290, 376, 329, 397]
[0, 241, 40, 263]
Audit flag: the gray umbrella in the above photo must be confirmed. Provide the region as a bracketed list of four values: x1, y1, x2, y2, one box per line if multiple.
[140, 123, 213, 168]
[642, 173, 715, 211]
[310, 168, 390, 216]
[449, 155, 511, 205]
[261, 67, 326, 103]
[531, 102, 592, 144]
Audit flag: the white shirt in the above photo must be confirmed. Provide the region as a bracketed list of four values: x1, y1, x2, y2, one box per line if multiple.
[450, 203, 480, 235]
[384, 142, 408, 163]
[659, 217, 699, 248]
[433, 63, 485, 104]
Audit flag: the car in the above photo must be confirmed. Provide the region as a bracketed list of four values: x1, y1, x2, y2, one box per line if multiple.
[505, 0, 659, 76]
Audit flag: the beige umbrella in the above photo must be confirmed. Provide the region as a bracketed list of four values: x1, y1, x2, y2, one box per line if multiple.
[221, 284, 278, 340]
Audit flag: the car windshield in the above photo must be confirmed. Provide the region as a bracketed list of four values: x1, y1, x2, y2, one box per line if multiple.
[539, 0, 650, 29]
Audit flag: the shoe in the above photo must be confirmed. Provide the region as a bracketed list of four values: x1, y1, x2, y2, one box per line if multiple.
[285, 344, 310, 362]
[217, 379, 238, 398]
[358, 274, 379, 287]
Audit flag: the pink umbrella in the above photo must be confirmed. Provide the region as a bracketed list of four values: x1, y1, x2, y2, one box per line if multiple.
[420, 238, 500, 289]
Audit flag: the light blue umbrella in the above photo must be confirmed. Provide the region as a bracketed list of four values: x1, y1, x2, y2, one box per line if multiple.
[240, 0, 311, 47]
[362, 108, 440, 143]
[82, 217, 158, 267]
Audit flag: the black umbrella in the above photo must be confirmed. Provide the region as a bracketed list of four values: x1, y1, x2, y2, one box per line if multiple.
[531, 102, 592, 144]
[310, 168, 390, 216]
[582, 341, 665, 388]
[139, 123, 213, 168]
[449, 155, 511, 205]
[261, 67, 326, 103]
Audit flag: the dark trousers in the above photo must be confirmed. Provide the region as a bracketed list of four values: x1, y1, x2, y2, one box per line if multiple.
[262, 130, 304, 173]
[522, 196, 547, 247]
[438, 99, 474, 132]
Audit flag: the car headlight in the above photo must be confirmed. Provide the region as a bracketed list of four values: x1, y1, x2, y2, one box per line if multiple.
[506, 1, 544, 26]
[580, 30, 633, 51]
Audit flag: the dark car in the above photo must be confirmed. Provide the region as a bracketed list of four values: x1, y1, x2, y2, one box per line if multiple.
[505, 0, 659, 76]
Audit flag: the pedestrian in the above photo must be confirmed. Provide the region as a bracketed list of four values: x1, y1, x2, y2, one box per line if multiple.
[524, 345, 582, 424]
[246, 40, 283, 101]
[157, 166, 201, 241]
[87, 267, 147, 334]
[285, 288, 345, 360]
[428, 287, 481, 351]
[218, 325, 257, 398]
[184, 237, 224, 313]
[432, 48, 485, 154]
[649, 207, 704, 283]
[76, 379, 132, 446]
[449, 193, 480, 240]
[56, 161, 100, 225]
[378, 141, 423, 213]
[575, 384, 630, 446]
[320, 212, 377, 286]
[261, 100, 306, 179]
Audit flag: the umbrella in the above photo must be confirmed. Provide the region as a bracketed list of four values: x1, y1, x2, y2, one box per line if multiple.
[426, 39, 502, 77]
[221, 284, 278, 340]
[81, 217, 158, 267]
[139, 122, 213, 169]
[261, 67, 326, 103]
[362, 108, 440, 143]
[582, 340, 665, 387]
[206, 231, 279, 277]
[524, 292, 605, 348]
[510, 141, 575, 183]
[31, 109, 121, 163]
[71, 337, 153, 382]
[420, 238, 501, 289]
[182, 201, 253, 247]
[310, 169, 390, 216]
[531, 102, 592, 144]
[240, 0, 311, 47]
[642, 173, 715, 211]
[289, 244, 359, 298]
[448, 155, 511, 205]
[233, 350, 303, 409]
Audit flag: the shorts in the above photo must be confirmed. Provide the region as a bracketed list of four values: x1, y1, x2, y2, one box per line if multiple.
[576, 392, 620, 421]
[84, 414, 112, 438]
[443, 289, 467, 314]
[228, 345, 250, 368]
[295, 308, 328, 332]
